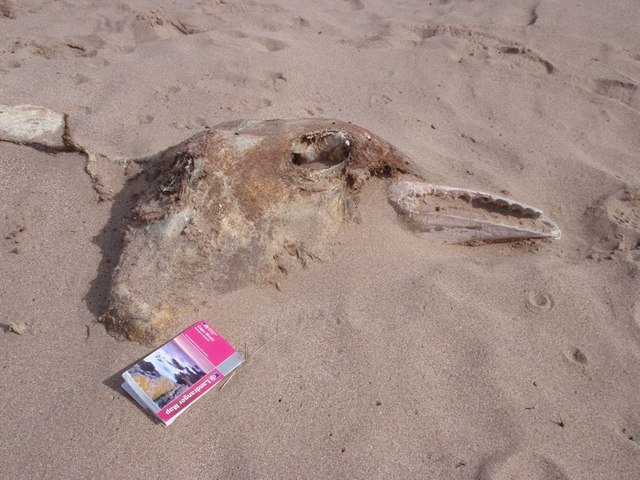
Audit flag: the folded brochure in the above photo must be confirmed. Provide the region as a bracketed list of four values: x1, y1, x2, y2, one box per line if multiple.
[122, 320, 244, 426]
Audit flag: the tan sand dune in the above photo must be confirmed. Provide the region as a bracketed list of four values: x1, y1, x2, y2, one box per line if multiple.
[1, 1, 639, 479]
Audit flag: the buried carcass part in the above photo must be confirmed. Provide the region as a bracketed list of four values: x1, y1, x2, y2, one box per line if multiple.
[101, 118, 560, 344]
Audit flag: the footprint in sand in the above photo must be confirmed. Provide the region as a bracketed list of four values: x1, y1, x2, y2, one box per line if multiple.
[369, 94, 393, 106]
[137, 114, 154, 125]
[293, 16, 310, 28]
[633, 302, 640, 333]
[526, 291, 554, 313]
[621, 425, 639, 446]
[587, 78, 638, 109]
[227, 31, 289, 53]
[343, 0, 365, 11]
[588, 188, 640, 262]
[0, 0, 15, 19]
[130, 10, 204, 43]
[305, 106, 325, 116]
[477, 451, 568, 480]
[228, 96, 273, 113]
[413, 25, 556, 75]
[154, 85, 182, 103]
[527, 2, 540, 26]
[255, 37, 288, 52]
[253, 71, 288, 91]
[606, 189, 640, 231]
[564, 346, 588, 366]
[2, 38, 100, 60]
[72, 74, 90, 85]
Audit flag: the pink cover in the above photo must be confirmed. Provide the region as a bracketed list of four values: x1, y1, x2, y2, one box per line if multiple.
[125, 320, 242, 425]
[158, 321, 236, 423]
[183, 321, 237, 367]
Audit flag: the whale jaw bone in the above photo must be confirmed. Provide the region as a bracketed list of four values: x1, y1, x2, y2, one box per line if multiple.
[388, 180, 561, 244]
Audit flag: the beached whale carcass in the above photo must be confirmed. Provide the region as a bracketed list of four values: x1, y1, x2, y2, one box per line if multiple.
[102, 119, 560, 344]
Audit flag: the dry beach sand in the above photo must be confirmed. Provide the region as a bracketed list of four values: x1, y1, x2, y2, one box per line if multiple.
[1, 0, 640, 478]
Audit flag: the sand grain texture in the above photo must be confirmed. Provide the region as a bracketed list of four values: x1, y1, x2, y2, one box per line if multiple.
[1, 1, 639, 479]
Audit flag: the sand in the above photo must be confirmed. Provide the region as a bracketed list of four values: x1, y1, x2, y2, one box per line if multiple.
[1, 1, 639, 478]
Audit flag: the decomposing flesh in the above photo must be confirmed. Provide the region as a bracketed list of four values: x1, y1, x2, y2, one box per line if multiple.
[0, 108, 560, 344]
[101, 119, 559, 344]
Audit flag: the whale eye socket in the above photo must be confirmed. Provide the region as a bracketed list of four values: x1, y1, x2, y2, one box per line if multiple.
[291, 130, 351, 171]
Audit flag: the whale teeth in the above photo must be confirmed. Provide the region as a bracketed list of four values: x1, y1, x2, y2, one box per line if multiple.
[388, 180, 561, 244]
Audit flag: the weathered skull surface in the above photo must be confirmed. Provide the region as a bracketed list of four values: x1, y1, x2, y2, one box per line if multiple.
[100, 118, 559, 344]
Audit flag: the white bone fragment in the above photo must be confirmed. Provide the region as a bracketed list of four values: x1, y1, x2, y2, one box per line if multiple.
[388, 180, 561, 243]
[0, 104, 65, 148]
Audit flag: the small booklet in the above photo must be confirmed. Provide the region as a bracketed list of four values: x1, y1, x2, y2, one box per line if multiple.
[122, 320, 244, 426]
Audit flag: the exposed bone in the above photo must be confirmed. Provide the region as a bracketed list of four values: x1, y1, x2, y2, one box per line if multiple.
[100, 119, 563, 344]
[0, 104, 126, 200]
[102, 119, 412, 344]
[0, 104, 65, 149]
[388, 180, 561, 244]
